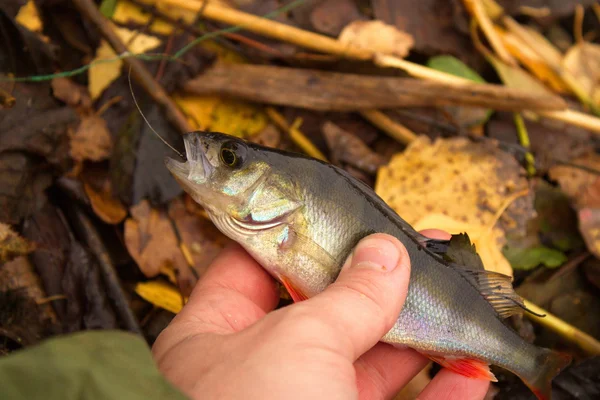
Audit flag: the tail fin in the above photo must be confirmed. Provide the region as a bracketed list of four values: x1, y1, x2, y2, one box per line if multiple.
[521, 348, 571, 400]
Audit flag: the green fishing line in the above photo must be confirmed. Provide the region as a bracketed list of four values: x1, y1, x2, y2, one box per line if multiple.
[0, 0, 305, 83]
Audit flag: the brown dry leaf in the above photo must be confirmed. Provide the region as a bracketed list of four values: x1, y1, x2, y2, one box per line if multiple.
[70, 114, 113, 162]
[82, 169, 127, 225]
[51, 77, 92, 109]
[338, 20, 414, 58]
[124, 200, 187, 279]
[563, 42, 600, 107]
[375, 136, 534, 275]
[549, 152, 600, 258]
[0, 223, 36, 264]
[88, 26, 161, 100]
[322, 121, 384, 175]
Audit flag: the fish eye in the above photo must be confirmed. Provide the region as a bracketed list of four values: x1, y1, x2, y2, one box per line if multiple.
[219, 141, 246, 168]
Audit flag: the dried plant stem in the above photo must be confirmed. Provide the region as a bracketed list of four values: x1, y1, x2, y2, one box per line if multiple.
[463, 0, 517, 66]
[523, 300, 600, 356]
[360, 110, 417, 144]
[513, 113, 536, 176]
[72, 0, 192, 133]
[265, 107, 328, 161]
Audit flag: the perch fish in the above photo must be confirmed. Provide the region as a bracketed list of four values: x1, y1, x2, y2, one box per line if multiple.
[166, 131, 571, 400]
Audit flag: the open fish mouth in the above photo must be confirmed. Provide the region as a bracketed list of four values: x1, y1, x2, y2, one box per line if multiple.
[165, 132, 214, 184]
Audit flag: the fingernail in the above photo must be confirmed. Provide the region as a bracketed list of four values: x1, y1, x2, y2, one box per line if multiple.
[347, 237, 401, 272]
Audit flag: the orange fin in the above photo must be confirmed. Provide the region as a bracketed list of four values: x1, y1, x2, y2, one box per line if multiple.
[281, 276, 308, 302]
[424, 353, 497, 382]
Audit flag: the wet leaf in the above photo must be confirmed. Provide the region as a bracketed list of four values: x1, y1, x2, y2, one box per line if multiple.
[503, 245, 566, 270]
[88, 26, 161, 100]
[338, 20, 414, 58]
[70, 114, 113, 162]
[376, 137, 534, 275]
[0, 330, 188, 400]
[135, 280, 185, 314]
[0, 223, 36, 264]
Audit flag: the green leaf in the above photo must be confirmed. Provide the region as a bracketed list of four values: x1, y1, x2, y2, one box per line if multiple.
[503, 245, 567, 270]
[0, 330, 188, 400]
[427, 55, 486, 83]
[99, 0, 118, 18]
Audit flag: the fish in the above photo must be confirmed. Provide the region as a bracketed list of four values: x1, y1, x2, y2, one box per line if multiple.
[165, 130, 571, 400]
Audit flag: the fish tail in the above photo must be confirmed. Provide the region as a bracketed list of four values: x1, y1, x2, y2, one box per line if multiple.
[520, 348, 571, 400]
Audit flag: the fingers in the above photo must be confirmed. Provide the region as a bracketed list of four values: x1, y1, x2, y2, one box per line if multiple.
[291, 233, 411, 361]
[417, 369, 490, 400]
[153, 243, 279, 358]
[355, 343, 429, 400]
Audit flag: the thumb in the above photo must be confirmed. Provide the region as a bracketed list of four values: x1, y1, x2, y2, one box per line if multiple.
[296, 233, 411, 361]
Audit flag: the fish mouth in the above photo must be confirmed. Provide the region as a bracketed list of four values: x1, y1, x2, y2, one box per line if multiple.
[165, 132, 214, 184]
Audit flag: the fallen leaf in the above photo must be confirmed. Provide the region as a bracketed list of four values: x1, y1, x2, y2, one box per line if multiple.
[563, 42, 600, 107]
[135, 280, 186, 314]
[487, 53, 555, 97]
[88, 25, 161, 100]
[99, 0, 117, 18]
[51, 77, 92, 109]
[322, 121, 385, 174]
[338, 20, 414, 58]
[376, 136, 534, 275]
[111, 0, 197, 35]
[70, 114, 113, 162]
[549, 152, 600, 258]
[124, 200, 187, 279]
[503, 245, 567, 270]
[0, 223, 36, 264]
[82, 167, 127, 225]
[15, 0, 42, 32]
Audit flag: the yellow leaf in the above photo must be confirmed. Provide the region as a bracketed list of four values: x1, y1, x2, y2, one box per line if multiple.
[487, 52, 554, 97]
[338, 20, 414, 58]
[563, 42, 600, 107]
[135, 281, 187, 314]
[112, 0, 191, 35]
[375, 136, 534, 276]
[88, 25, 161, 100]
[16, 0, 42, 32]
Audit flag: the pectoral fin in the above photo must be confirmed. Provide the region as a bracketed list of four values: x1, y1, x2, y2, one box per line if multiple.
[280, 276, 308, 302]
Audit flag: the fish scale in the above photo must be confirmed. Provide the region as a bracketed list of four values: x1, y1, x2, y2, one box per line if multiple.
[166, 131, 572, 400]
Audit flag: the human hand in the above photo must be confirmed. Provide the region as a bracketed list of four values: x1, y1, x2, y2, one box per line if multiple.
[152, 231, 490, 400]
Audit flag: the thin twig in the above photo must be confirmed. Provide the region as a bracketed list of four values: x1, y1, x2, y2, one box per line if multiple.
[71, 0, 192, 133]
[360, 110, 417, 144]
[266, 107, 328, 161]
[513, 113, 536, 176]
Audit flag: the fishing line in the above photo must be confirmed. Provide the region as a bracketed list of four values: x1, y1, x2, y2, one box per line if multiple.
[127, 64, 185, 159]
[0, 0, 306, 83]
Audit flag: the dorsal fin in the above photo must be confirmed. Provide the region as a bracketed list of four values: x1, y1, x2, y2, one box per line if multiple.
[442, 233, 544, 319]
[454, 268, 540, 318]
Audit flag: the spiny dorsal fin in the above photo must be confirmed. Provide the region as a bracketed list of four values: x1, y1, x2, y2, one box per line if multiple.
[442, 233, 544, 319]
[455, 268, 544, 318]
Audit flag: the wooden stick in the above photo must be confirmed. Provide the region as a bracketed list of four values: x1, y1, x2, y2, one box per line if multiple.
[360, 110, 417, 144]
